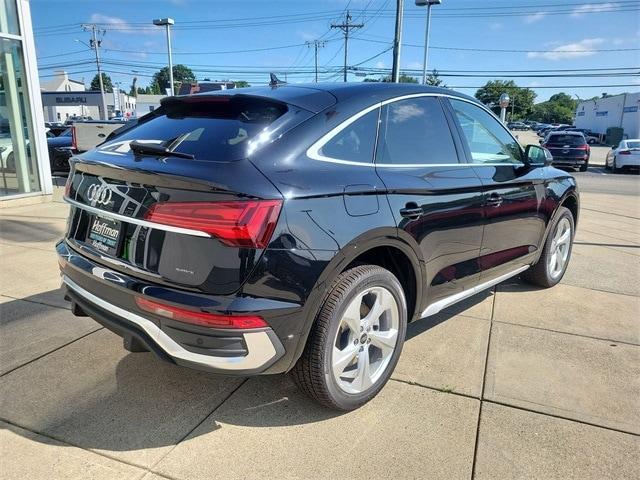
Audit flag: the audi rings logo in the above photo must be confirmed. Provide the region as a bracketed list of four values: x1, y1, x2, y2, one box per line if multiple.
[87, 184, 113, 205]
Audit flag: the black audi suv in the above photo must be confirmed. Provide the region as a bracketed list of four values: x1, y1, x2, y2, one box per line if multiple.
[57, 83, 578, 410]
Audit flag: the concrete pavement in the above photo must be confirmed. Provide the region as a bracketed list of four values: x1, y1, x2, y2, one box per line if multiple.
[1, 178, 639, 479]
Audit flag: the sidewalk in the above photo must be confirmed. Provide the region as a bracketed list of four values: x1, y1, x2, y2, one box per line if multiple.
[1, 191, 638, 479]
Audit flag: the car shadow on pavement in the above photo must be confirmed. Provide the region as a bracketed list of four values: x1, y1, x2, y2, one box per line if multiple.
[0, 279, 525, 454]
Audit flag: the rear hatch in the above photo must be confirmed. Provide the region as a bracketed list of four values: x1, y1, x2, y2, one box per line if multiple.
[544, 134, 589, 161]
[64, 94, 310, 295]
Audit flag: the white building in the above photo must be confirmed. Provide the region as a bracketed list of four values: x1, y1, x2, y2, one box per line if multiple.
[40, 70, 99, 122]
[40, 87, 137, 122]
[575, 92, 640, 139]
[135, 94, 166, 118]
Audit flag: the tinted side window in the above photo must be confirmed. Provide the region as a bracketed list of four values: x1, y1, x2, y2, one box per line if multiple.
[318, 109, 379, 163]
[450, 99, 523, 164]
[376, 97, 458, 165]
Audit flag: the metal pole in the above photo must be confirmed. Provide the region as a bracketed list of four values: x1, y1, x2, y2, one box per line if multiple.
[343, 29, 349, 82]
[422, 3, 432, 84]
[500, 107, 506, 123]
[166, 24, 174, 95]
[391, 0, 404, 83]
[314, 43, 319, 83]
[91, 27, 107, 120]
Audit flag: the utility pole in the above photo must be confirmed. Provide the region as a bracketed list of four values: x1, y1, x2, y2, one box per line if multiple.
[331, 11, 363, 82]
[306, 40, 326, 83]
[81, 23, 107, 120]
[391, 0, 404, 83]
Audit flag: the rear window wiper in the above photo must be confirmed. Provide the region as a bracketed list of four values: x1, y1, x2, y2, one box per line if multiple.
[129, 140, 195, 159]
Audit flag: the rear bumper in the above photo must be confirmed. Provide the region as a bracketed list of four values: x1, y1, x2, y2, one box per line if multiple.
[615, 156, 640, 168]
[57, 240, 287, 375]
[551, 157, 588, 167]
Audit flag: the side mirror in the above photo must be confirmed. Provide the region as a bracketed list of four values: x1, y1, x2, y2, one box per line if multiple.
[538, 138, 543, 144]
[525, 144, 553, 167]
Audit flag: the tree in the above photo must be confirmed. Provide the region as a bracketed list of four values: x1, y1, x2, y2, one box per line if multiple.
[425, 69, 446, 87]
[529, 92, 578, 124]
[129, 77, 138, 98]
[363, 73, 419, 83]
[475, 80, 536, 119]
[152, 64, 196, 94]
[90, 73, 113, 93]
[234, 80, 251, 88]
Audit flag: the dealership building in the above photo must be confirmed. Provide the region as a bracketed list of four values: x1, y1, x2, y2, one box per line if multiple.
[0, 0, 51, 203]
[574, 92, 640, 140]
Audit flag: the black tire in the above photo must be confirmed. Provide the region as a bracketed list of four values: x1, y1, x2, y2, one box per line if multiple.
[523, 206, 574, 288]
[291, 265, 407, 411]
[579, 162, 588, 172]
[612, 157, 621, 173]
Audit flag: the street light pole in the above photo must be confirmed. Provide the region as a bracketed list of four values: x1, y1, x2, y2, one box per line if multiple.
[499, 93, 510, 124]
[417, 0, 442, 85]
[153, 18, 175, 95]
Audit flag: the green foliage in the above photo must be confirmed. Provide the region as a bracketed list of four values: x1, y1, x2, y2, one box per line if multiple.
[425, 69, 446, 87]
[363, 73, 419, 83]
[152, 64, 196, 93]
[90, 73, 113, 93]
[234, 80, 251, 88]
[530, 93, 578, 124]
[475, 80, 536, 119]
[129, 77, 137, 97]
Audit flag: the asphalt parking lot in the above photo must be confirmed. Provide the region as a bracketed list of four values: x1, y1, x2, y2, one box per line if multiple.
[1, 141, 639, 479]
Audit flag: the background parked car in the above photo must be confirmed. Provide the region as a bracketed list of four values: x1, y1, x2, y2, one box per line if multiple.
[542, 131, 590, 171]
[47, 127, 73, 173]
[507, 121, 528, 131]
[45, 122, 68, 137]
[606, 139, 640, 173]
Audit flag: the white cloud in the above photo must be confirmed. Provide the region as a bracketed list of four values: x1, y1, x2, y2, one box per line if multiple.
[375, 60, 386, 69]
[523, 12, 546, 24]
[527, 38, 605, 60]
[571, 3, 619, 17]
[89, 13, 158, 35]
[489, 22, 502, 30]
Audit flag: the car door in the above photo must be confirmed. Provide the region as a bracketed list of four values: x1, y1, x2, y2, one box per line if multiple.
[446, 97, 546, 281]
[374, 95, 485, 312]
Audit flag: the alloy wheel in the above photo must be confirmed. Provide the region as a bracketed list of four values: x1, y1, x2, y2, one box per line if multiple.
[548, 217, 572, 279]
[331, 286, 399, 394]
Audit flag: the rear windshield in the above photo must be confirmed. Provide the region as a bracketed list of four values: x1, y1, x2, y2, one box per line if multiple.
[547, 134, 585, 146]
[98, 96, 288, 160]
[626, 141, 640, 149]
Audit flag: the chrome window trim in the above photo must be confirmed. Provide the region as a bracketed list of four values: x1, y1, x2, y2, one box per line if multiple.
[64, 196, 211, 238]
[62, 275, 280, 371]
[306, 92, 525, 168]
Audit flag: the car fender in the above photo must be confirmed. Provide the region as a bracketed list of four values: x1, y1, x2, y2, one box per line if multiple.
[286, 228, 425, 371]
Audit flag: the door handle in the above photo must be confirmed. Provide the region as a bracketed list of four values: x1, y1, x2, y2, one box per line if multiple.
[486, 194, 503, 208]
[399, 206, 423, 220]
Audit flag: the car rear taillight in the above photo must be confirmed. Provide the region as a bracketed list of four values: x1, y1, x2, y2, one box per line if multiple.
[144, 200, 282, 248]
[135, 296, 268, 329]
[619, 149, 631, 155]
[71, 126, 77, 151]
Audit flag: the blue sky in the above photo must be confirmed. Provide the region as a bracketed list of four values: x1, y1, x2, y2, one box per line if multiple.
[32, 0, 640, 102]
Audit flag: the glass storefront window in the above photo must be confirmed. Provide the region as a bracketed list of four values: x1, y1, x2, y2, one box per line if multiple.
[0, 0, 20, 36]
[0, 37, 41, 196]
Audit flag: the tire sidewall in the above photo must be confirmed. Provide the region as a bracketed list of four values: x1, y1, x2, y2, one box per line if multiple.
[321, 268, 407, 410]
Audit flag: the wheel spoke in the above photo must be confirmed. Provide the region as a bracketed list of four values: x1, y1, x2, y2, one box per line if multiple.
[369, 328, 398, 356]
[332, 344, 358, 379]
[557, 229, 570, 245]
[341, 293, 363, 334]
[549, 251, 558, 273]
[353, 349, 372, 391]
[364, 289, 386, 326]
